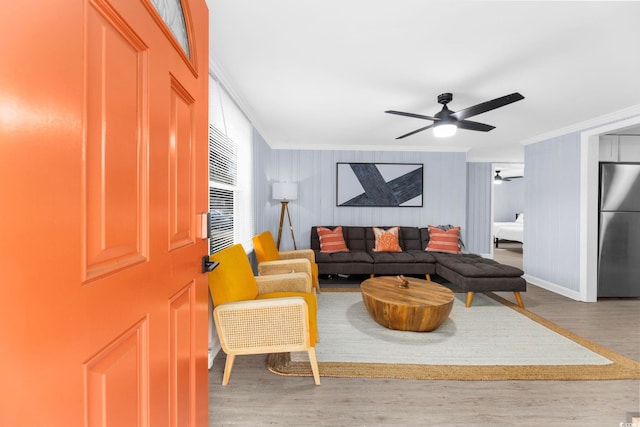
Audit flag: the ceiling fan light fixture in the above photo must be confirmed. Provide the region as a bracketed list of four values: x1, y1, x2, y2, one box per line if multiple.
[386, 92, 524, 140]
[433, 123, 457, 138]
[494, 171, 503, 184]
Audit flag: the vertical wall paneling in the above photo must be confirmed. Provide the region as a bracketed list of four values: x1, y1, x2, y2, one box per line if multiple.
[524, 133, 581, 292]
[494, 178, 525, 221]
[466, 163, 492, 255]
[252, 135, 468, 251]
[253, 114, 640, 300]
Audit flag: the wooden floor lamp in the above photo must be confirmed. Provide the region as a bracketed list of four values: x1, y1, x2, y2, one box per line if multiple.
[272, 182, 298, 250]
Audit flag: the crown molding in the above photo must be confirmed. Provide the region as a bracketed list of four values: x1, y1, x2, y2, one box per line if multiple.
[269, 142, 470, 153]
[208, 55, 269, 139]
[209, 52, 640, 154]
[521, 104, 640, 146]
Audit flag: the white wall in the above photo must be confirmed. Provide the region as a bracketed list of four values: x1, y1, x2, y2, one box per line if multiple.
[466, 163, 492, 255]
[600, 135, 640, 162]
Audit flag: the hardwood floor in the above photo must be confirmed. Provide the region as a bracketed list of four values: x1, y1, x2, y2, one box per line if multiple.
[209, 248, 640, 426]
[493, 241, 523, 269]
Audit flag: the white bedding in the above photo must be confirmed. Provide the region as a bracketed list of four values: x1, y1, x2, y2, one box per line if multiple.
[494, 221, 524, 244]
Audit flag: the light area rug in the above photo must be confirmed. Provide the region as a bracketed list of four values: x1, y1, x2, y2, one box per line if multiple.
[268, 290, 640, 380]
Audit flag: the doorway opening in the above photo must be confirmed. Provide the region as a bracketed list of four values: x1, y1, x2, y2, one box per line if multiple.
[491, 163, 524, 269]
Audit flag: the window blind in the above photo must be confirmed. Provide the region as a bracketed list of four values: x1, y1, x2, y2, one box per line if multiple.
[209, 125, 235, 254]
[207, 83, 254, 255]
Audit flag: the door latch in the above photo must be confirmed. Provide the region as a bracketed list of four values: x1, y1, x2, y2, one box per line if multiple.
[202, 256, 219, 274]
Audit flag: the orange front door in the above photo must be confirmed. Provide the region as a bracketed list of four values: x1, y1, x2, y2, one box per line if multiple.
[0, 0, 209, 426]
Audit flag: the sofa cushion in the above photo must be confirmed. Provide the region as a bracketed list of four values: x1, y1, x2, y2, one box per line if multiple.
[431, 252, 523, 277]
[399, 226, 423, 251]
[341, 226, 367, 251]
[435, 263, 526, 293]
[317, 226, 349, 253]
[314, 250, 374, 264]
[425, 226, 461, 254]
[372, 226, 402, 252]
[369, 251, 417, 263]
[404, 250, 437, 263]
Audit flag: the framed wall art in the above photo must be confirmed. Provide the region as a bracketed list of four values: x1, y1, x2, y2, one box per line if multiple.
[336, 162, 423, 207]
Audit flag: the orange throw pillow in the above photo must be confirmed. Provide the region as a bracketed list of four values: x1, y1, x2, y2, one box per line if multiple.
[317, 226, 349, 253]
[372, 226, 402, 252]
[426, 226, 461, 254]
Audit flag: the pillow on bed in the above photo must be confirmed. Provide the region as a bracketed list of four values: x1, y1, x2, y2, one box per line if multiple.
[515, 213, 524, 224]
[317, 226, 349, 253]
[426, 226, 461, 254]
[372, 226, 402, 252]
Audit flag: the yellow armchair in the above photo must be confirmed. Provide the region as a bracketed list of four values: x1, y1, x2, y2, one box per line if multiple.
[253, 230, 320, 292]
[208, 244, 320, 385]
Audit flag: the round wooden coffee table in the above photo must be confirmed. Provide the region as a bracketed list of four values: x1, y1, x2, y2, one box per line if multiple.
[360, 276, 454, 332]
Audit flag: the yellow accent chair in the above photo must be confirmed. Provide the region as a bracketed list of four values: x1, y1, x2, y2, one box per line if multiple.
[208, 243, 320, 386]
[253, 230, 320, 293]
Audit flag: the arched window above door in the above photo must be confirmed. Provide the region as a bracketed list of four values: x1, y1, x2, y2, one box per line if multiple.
[149, 0, 191, 58]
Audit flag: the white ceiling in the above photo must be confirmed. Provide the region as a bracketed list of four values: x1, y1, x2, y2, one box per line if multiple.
[208, 1, 640, 162]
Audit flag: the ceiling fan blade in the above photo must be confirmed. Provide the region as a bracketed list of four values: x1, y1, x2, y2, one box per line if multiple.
[456, 120, 495, 132]
[385, 110, 438, 121]
[450, 92, 524, 121]
[396, 124, 434, 139]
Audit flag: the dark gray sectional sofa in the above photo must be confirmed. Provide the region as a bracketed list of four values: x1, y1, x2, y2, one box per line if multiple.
[310, 226, 526, 307]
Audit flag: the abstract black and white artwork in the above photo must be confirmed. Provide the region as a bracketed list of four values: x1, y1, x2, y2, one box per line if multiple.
[336, 163, 423, 207]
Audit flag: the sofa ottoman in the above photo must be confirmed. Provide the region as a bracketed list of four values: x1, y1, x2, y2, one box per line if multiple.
[430, 252, 526, 308]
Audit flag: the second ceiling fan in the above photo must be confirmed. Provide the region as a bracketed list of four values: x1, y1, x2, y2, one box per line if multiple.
[385, 92, 524, 139]
[494, 170, 523, 183]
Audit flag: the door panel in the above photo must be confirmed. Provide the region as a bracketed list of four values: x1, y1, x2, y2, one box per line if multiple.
[0, 0, 209, 426]
[169, 76, 197, 251]
[84, 0, 149, 281]
[169, 281, 198, 427]
[84, 318, 149, 427]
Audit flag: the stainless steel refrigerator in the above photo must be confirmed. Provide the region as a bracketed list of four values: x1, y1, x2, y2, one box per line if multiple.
[598, 163, 640, 297]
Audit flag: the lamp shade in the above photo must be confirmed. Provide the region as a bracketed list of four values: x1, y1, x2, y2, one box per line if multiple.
[273, 182, 298, 201]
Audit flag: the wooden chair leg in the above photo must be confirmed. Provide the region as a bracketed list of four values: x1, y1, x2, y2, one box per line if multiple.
[308, 347, 321, 385]
[425, 274, 431, 281]
[465, 291, 474, 308]
[314, 295, 320, 343]
[221, 354, 235, 386]
[514, 291, 524, 309]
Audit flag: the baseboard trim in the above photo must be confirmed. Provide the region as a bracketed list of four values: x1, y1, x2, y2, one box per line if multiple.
[523, 274, 585, 302]
[209, 344, 221, 370]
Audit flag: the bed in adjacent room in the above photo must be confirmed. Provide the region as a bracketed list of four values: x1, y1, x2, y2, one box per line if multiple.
[494, 214, 524, 247]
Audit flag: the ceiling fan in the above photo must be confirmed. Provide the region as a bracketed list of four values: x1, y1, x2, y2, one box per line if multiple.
[494, 170, 523, 184]
[385, 92, 524, 139]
